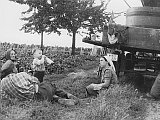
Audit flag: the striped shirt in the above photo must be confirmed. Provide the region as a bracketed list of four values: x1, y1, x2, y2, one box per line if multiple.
[1, 72, 39, 100]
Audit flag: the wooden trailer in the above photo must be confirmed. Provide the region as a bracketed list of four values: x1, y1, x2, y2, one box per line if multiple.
[83, 5, 160, 78]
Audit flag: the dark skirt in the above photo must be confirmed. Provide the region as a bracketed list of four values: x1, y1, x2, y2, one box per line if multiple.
[33, 71, 45, 83]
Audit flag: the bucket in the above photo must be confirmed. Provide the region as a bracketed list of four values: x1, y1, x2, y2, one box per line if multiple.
[126, 7, 160, 29]
[141, 0, 160, 7]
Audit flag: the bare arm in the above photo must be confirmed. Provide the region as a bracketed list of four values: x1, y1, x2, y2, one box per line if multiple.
[44, 55, 54, 64]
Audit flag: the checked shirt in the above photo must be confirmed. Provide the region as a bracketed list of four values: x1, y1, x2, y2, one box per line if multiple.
[1, 72, 39, 100]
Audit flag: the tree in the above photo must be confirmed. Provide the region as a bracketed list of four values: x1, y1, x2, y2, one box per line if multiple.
[9, 0, 60, 51]
[51, 0, 109, 55]
[9, 0, 109, 55]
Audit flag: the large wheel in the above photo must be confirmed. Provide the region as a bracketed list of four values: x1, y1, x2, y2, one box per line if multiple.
[125, 53, 135, 70]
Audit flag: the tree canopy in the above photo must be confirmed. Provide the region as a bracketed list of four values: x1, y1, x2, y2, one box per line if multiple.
[9, 0, 109, 55]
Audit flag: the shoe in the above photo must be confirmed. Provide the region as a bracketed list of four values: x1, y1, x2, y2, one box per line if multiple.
[78, 98, 91, 105]
[67, 94, 80, 104]
[145, 93, 160, 101]
[143, 93, 156, 100]
[58, 98, 76, 106]
[67, 93, 77, 99]
[52, 95, 60, 102]
[146, 93, 153, 98]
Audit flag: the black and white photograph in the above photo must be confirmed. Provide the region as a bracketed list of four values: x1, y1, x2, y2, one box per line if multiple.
[1, 0, 160, 120]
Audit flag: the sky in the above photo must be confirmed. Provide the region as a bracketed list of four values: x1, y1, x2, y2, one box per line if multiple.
[0, 0, 142, 48]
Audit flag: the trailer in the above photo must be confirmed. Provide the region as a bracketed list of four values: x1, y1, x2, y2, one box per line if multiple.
[82, 1, 160, 78]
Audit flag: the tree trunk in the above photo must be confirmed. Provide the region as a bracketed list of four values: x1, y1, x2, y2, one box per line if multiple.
[41, 31, 44, 52]
[71, 31, 76, 55]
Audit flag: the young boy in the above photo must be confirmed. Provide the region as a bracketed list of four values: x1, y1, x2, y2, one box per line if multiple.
[32, 48, 54, 83]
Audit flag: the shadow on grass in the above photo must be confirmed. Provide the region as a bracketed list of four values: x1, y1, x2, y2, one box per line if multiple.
[119, 72, 155, 94]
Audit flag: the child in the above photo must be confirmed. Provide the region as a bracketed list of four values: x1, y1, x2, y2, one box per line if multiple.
[32, 48, 54, 83]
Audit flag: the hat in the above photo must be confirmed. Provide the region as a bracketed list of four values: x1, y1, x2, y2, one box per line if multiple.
[103, 55, 116, 72]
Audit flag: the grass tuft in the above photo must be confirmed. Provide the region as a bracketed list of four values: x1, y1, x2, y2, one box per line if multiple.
[76, 84, 147, 120]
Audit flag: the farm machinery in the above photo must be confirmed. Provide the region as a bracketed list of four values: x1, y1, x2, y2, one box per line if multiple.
[83, 0, 160, 78]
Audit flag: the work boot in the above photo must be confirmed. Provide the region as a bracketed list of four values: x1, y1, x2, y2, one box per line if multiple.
[146, 93, 153, 98]
[58, 98, 77, 106]
[52, 95, 60, 102]
[67, 93, 80, 104]
[143, 93, 157, 101]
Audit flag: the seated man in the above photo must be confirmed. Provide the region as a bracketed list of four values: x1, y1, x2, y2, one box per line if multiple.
[0, 59, 79, 106]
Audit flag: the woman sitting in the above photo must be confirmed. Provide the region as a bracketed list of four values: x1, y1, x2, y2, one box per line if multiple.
[86, 55, 118, 97]
[1, 49, 18, 79]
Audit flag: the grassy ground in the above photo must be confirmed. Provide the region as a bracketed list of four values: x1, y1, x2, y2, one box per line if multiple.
[0, 60, 158, 120]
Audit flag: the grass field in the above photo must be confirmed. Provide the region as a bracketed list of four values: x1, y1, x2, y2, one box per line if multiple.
[0, 60, 159, 120]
